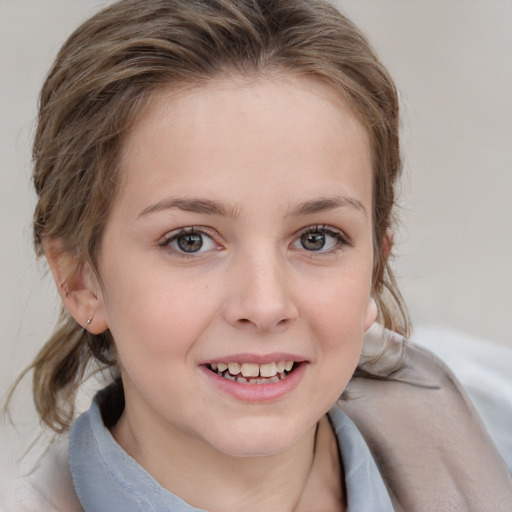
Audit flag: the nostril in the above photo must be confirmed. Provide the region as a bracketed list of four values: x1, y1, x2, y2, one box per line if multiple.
[235, 317, 291, 329]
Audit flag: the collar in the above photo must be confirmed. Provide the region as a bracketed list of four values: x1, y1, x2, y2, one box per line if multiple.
[69, 389, 393, 511]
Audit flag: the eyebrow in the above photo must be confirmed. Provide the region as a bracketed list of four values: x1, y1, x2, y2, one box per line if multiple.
[138, 198, 240, 219]
[138, 195, 367, 219]
[287, 196, 368, 217]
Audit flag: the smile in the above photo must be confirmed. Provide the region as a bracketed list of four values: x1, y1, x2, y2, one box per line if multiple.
[207, 361, 297, 384]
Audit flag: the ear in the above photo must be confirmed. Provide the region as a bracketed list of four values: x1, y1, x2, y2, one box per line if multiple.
[363, 296, 378, 332]
[42, 237, 108, 334]
[364, 229, 393, 331]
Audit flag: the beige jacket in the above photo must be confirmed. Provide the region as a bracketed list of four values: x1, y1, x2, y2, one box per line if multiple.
[7, 328, 512, 511]
[341, 327, 512, 511]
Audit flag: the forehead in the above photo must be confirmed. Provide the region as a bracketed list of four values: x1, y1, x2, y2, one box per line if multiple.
[116, 74, 373, 216]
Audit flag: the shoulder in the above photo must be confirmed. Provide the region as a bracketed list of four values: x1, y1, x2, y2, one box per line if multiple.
[4, 436, 82, 512]
[340, 325, 512, 511]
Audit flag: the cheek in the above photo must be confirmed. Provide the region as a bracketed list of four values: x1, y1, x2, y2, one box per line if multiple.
[302, 266, 371, 388]
[314, 301, 365, 399]
[306, 268, 373, 336]
[101, 266, 219, 365]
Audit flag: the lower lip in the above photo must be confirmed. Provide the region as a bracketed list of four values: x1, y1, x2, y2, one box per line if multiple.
[199, 363, 307, 403]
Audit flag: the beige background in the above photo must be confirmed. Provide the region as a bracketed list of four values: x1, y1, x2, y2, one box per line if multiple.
[1, 0, 511, 491]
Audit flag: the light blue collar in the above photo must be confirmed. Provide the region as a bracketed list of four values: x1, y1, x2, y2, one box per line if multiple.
[70, 390, 393, 511]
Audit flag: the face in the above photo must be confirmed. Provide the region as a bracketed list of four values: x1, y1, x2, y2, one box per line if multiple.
[93, 75, 376, 458]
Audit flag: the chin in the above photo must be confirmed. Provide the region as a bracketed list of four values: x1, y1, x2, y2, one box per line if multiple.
[214, 437, 293, 458]
[203, 418, 312, 459]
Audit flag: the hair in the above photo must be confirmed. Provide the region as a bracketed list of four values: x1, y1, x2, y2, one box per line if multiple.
[20, 0, 410, 433]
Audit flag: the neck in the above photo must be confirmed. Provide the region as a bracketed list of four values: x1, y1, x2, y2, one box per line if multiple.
[112, 412, 319, 512]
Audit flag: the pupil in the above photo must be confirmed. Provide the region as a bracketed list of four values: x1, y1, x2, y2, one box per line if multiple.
[177, 233, 203, 253]
[301, 232, 325, 251]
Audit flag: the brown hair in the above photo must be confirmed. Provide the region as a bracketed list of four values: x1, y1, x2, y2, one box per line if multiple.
[23, 0, 409, 432]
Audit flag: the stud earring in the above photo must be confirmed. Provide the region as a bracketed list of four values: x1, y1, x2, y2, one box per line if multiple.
[85, 316, 93, 330]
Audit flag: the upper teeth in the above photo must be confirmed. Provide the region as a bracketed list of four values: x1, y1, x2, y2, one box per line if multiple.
[210, 361, 294, 378]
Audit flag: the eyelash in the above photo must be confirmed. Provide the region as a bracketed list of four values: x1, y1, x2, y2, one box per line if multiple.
[158, 226, 220, 258]
[294, 225, 351, 255]
[157, 224, 351, 258]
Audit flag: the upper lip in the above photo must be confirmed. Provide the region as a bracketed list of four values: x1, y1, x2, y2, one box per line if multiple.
[199, 353, 308, 365]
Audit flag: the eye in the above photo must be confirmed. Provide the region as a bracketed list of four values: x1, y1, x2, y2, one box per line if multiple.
[300, 232, 329, 251]
[292, 225, 349, 253]
[160, 227, 219, 255]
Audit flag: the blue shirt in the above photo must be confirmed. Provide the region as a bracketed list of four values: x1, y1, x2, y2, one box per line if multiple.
[69, 392, 393, 511]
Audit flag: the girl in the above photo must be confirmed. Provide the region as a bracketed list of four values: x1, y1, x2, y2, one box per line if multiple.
[8, 0, 512, 510]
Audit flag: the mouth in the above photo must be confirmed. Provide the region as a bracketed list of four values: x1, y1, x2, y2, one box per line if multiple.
[206, 360, 299, 384]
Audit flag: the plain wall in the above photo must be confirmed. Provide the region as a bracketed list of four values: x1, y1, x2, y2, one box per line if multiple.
[341, 0, 512, 348]
[1, 0, 511, 489]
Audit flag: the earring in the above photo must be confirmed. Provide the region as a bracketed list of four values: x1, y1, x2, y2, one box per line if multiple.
[85, 316, 93, 330]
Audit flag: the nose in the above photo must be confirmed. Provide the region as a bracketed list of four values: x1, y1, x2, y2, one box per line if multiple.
[222, 251, 298, 332]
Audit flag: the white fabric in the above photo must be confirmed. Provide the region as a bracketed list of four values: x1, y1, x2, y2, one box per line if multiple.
[414, 325, 512, 473]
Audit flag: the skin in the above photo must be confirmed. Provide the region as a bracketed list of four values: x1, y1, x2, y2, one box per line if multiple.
[48, 75, 377, 511]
